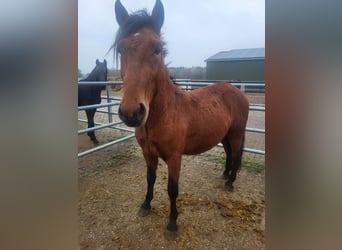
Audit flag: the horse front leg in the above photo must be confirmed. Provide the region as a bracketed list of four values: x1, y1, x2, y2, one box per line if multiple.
[138, 153, 158, 217]
[165, 155, 181, 240]
[85, 108, 98, 144]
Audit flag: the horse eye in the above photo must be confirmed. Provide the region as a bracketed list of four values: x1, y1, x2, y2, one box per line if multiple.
[154, 47, 161, 55]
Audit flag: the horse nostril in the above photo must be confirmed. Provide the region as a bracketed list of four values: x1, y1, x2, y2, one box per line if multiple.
[118, 104, 126, 121]
[118, 105, 123, 116]
[136, 103, 146, 120]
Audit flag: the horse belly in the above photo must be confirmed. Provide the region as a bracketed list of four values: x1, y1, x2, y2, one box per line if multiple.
[183, 121, 229, 155]
[183, 141, 218, 155]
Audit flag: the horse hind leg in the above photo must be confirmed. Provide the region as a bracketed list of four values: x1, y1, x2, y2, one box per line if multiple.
[221, 137, 232, 180]
[85, 109, 98, 144]
[224, 133, 245, 191]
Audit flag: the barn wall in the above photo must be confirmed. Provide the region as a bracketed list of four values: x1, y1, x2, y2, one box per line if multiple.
[206, 59, 265, 81]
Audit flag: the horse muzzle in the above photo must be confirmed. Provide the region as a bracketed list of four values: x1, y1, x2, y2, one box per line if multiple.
[118, 103, 146, 127]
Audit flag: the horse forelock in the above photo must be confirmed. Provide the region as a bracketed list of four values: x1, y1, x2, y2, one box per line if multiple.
[116, 10, 160, 41]
[112, 10, 166, 68]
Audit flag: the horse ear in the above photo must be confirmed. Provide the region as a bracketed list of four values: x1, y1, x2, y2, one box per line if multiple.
[96, 59, 99, 65]
[115, 0, 129, 26]
[152, 0, 164, 32]
[104, 59, 107, 65]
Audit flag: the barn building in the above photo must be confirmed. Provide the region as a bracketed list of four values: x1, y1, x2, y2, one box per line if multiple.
[205, 48, 265, 81]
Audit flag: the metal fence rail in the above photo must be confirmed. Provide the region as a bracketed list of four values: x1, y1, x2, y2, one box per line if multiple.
[78, 80, 265, 157]
[78, 134, 136, 158]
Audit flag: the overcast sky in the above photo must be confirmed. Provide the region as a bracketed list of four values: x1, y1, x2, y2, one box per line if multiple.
[78, 0, 264, 74]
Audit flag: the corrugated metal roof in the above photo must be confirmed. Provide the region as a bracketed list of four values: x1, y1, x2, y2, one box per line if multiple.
[205, 48, 265, 62]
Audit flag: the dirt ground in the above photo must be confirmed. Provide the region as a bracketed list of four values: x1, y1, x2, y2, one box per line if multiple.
[78, 91, 265, 249]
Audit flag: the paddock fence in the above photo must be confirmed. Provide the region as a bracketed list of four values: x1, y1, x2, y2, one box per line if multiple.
[78, 80, 265, 158]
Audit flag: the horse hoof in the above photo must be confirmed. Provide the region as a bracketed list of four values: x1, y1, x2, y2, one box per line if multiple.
[221, 174, 229, 180]
[93, 140, 99, 145]
[137, 207, 151, 217]
[224, 185, 234, 192]
[164, 230, 177, 240]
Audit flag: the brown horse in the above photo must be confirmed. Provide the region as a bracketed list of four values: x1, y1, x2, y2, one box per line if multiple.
[114, 0, 249, 239]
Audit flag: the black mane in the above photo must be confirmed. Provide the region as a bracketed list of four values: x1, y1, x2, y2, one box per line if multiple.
[82, 66, 101, 81]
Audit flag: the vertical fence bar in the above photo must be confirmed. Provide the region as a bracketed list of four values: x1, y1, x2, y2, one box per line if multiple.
[106, 84, 113, 123]
[240, 82, 245, 92]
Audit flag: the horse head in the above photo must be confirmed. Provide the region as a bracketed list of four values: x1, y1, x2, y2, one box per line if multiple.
[93, 59, 108, 89]
[114, 0, 165, 127]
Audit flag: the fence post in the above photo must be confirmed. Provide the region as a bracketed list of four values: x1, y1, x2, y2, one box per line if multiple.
[240, 83, 245, 92]
[106, 84, 113, 123]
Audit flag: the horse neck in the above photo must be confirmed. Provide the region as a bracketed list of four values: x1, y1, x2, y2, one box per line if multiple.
[82, 69, 106, 90]
[84, 72, 96, 81]
[149, 66, 180, 115]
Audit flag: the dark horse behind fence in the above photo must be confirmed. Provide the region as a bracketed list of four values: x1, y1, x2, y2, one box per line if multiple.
[78, 59, 108, 144]
[114, 0, 249, 240]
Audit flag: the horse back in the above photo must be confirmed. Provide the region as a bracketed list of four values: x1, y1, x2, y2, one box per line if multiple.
[210, 82, 249, 128]
[186, 82, 249, 126]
